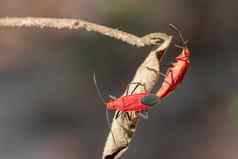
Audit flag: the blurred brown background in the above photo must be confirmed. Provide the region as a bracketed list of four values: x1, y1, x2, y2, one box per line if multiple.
[0, 0, 238, 159]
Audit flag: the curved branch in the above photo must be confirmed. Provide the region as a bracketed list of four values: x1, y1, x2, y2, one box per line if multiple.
[0, 17, 163, 47]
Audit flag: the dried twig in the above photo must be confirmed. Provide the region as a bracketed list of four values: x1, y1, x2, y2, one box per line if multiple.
[102, 33, 172, 159]
[0, 17, 164, 47]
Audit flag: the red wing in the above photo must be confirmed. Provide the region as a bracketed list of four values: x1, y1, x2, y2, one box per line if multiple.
[120, 103, 150, 112]
[118, 92, 148, 112]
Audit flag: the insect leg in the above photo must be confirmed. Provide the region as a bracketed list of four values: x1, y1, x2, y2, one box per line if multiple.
[125, 82, 144, 95]
[131, 82, 148, 95]
[116, 111, 131, 122]
[130, 82, 142, 94]
[159, 72, 167, 78]
[126, 112, 131, 121]
[115, 111, 121, 119]
[108, 94, 117, 100]
[138, 111, 149, 120]
[121, 96, 132, 121]
[125, 82, 143, 95]
[175, 44, 185, 49]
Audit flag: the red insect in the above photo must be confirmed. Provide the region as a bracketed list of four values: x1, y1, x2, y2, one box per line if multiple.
[93, 75, 158, 145]
[107, 93, 149, 112]
[106, 83, 160, 119]
[94, 24, 190, 145]
[156, 24, 191, 100]
[93, 76, 158, 120]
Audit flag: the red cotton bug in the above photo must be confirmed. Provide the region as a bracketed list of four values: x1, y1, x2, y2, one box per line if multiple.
[106, 83, 160, 119]
[93, 74, 159, 145]
[156, 24, 191, 100]
[93, 73, 159, 120]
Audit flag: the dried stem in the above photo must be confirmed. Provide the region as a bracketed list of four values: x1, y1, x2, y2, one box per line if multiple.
[102, 33, 172, 159]
[0, 17, 164, 47]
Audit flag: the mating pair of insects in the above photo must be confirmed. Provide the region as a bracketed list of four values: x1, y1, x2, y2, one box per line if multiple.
[95, 24, 191, 121]
[94, 24, 190, 145]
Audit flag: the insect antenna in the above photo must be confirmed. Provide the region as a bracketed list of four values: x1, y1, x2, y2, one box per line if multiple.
[169, 24, 188, 46]
[93, 73, 106, 104]
[93, 73, 117, 145]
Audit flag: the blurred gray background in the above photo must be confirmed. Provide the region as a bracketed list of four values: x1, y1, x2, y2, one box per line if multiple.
[0, 0, 238, 159]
